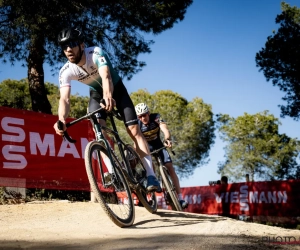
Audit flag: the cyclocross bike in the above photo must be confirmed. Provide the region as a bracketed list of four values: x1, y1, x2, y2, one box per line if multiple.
[57, 104, 157, 228]
[151, 146, 182, 211]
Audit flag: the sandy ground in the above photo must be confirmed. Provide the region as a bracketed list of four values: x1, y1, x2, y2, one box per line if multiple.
[0, 201, 300, 250]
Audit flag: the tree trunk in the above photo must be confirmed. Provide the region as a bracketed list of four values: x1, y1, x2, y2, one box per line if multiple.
[27, 35, 52, 114]
[251, 171, 255, 182]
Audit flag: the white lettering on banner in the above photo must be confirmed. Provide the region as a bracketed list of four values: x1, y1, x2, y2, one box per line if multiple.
[183, 194, 201, 205]
[278, 191, 288, 203]
[230, 192, 239, 203]
[81, 138, 89, 158]
[1, 116, 90, 169]
[2, 145, 27, 169]
[57, 139, 80, 158]
[268, 191, 277, 203]
[2, 117, 27, 169]
[214, 185, 288, 212]
[249, 191, 258, 203]
[2, 117, 25, 142]
[214, 193, 224, 203]
[249, 190, 287, 203]
[30, 132, 55, 156]
[240, 185, 249, 211]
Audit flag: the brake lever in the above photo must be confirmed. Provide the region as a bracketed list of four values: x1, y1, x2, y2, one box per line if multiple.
[56, 120, 76, 143]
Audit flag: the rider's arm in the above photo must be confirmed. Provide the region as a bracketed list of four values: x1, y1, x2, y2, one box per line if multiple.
[159, 123, 172, 147]
[58, 86, 71, 123]
[53, 86, 71, 136]
[99, 65, 115, 111]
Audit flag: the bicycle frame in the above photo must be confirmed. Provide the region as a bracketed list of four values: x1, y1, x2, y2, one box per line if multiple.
[151, 146, 175, 171]
[150, 146, 182, 211]
[59, 107, 126, 185]
[60, 107, 139, 186]
[59, 105, 158, 213]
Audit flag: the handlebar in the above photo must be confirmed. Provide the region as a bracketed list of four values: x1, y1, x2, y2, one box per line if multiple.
[57, 99, 123, 143]
[150, 145, 175, 156]
[57, 120, 77, 143]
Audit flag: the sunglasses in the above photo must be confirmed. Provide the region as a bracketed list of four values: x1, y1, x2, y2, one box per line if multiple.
[138, 113, 148, 119]
[61, 41, 80, 50]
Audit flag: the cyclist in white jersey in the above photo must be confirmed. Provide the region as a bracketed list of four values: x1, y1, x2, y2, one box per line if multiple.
[53, 27, 160, 192]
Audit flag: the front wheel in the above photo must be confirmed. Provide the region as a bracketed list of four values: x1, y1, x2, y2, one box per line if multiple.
[124, 144, 157, 213]
[160, 165, 182, 211]
[85, 141, 135, 227]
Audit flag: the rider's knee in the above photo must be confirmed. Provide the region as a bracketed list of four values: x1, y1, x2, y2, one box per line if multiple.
[127, 124, 141, 138]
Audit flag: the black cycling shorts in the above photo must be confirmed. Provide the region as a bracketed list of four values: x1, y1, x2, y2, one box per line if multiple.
[149, 144, 172, 165]
[88, 80, 138, 127]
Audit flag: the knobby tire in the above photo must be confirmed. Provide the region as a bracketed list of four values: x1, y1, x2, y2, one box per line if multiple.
[85, 141, 135, 227]
[124, 144, 157, 214]
[160, 165, 182, 211]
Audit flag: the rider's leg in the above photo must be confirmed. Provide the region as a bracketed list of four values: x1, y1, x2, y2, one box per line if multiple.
[112, 81, 159, 191]
[126, 125, 160, 191]
[126, 124, 155, 177]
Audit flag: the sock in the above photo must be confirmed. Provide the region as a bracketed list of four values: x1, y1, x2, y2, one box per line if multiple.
[103, 157, 113, 173]
[141, 155, 155, 177]
[178, 193, 183, 200]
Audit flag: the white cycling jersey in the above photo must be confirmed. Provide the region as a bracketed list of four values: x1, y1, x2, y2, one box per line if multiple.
[59, 46, 121, 93]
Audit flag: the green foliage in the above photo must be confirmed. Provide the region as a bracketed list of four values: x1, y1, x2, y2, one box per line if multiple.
[217, 111, 300, 182]
[0, 79, 32, 109]
[69, 94, 90, 118]
[0, 0, 192, 78]
[0, 79, 89, 118]
[0, 1, 192, 113]
[255, 2, 300, 120]
[130, 89, 215, 178]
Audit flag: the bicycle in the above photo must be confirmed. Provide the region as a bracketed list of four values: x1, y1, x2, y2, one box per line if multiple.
[57, 104, 157, 228]
[151, 146, 182, 211]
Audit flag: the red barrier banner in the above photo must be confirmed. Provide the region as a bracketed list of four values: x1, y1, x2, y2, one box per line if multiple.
[177, 180, 300, 217]
[2, 107, 300, 218]
[0, 107, 94, 190]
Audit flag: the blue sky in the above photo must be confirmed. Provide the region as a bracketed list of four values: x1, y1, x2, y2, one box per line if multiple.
[1, 0, 299, 187]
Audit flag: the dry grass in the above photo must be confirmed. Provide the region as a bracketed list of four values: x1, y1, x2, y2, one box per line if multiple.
[0, 187, 25, 205]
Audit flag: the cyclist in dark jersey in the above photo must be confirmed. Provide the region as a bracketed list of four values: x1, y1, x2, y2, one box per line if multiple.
[135, 103, 188, 209]
[53, 27, 160, 191]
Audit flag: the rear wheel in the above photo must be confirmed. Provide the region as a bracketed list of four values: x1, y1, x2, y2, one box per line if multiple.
[124, 144, 157, 213]
[85, 141, 135, 227]
[160, 165, 182, 211]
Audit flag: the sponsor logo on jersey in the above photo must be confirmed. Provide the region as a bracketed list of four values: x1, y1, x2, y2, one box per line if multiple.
[59, 63, 69, 77]
[99, 56, 107, 65]
[77, 72, 85, 78]
[93, 51, 100, 56]
[142, 127, 159, 141]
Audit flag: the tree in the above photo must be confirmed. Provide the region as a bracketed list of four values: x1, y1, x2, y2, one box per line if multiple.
[0, 79, 89, 117]
[217, 111, 300, 182]
[0, 0, 193, 114]
[0, 79, 31, 109]
[129, 89, 215, 178]
[255, 2, 300, 120]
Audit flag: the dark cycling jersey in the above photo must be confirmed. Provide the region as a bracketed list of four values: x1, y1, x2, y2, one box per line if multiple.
[59, 46, 138, 126]
[138, 113, 172, 164]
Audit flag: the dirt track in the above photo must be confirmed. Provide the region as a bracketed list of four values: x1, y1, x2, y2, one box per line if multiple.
[0, 201, 300, 249]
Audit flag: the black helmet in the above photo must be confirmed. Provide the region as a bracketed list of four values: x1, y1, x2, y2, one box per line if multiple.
[57, 28, 83, 45]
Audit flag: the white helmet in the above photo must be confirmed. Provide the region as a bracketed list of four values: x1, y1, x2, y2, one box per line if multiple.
[135, 103, 149, 116]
